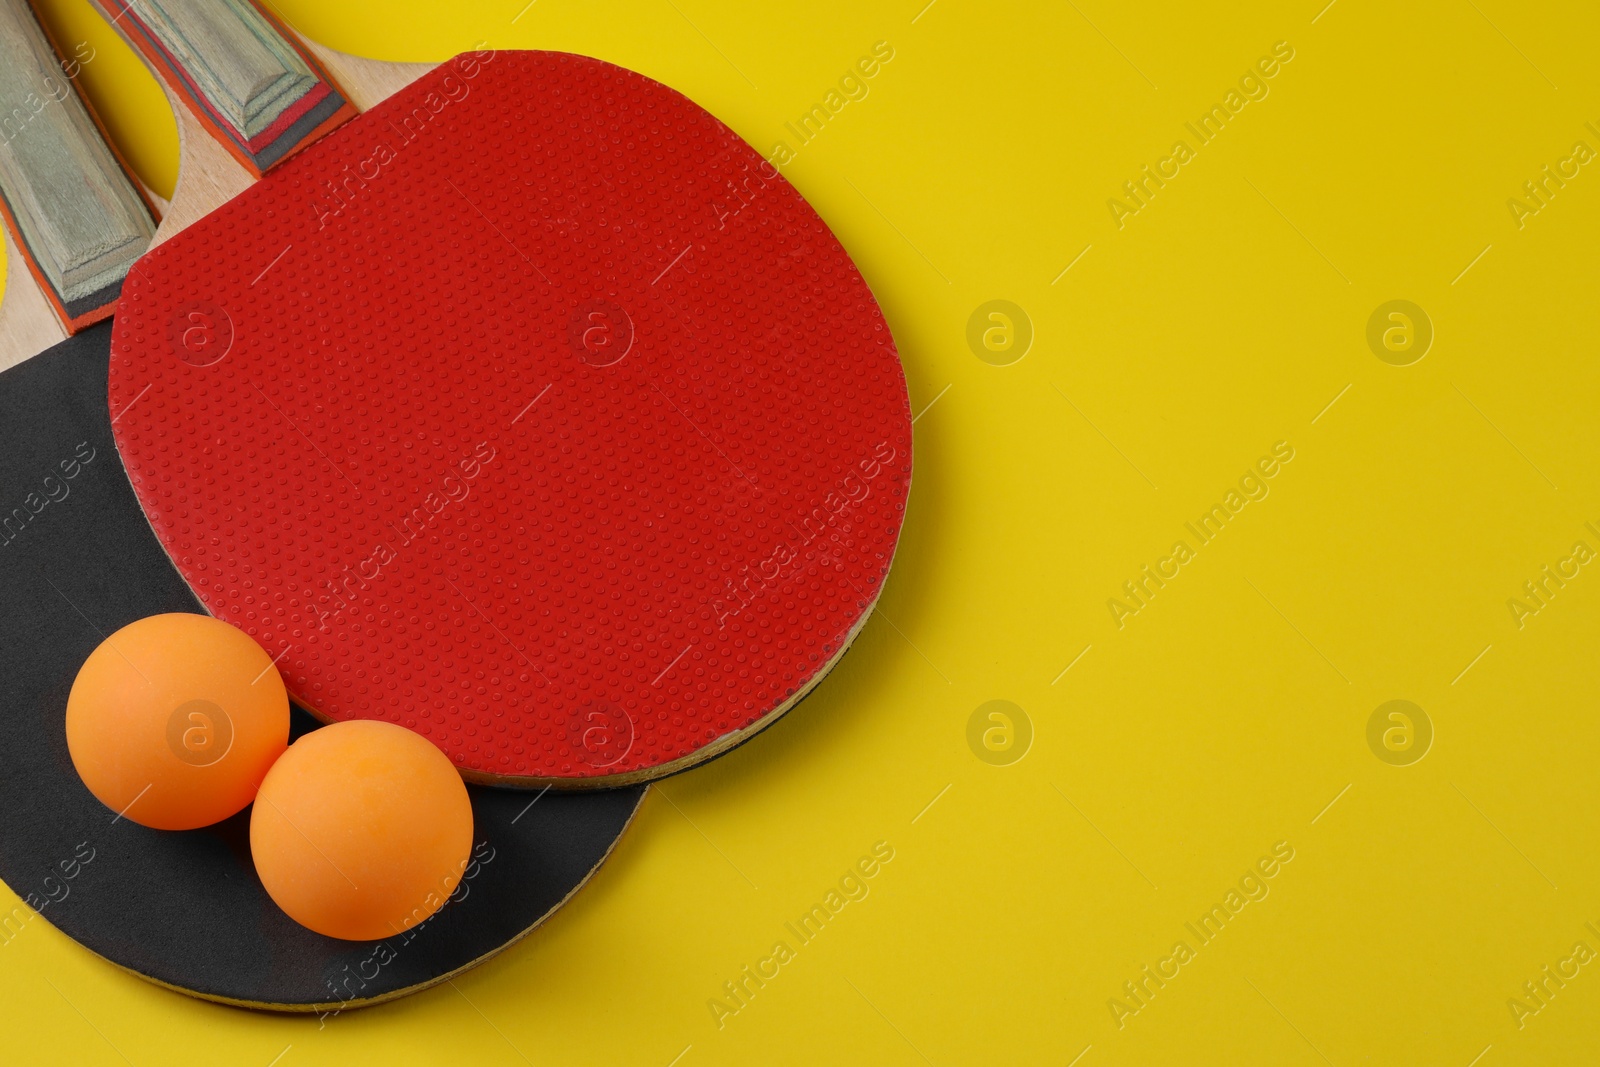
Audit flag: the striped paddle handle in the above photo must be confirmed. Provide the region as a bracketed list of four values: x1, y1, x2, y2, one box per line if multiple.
[91, 0, 354, 177]
[0, 0, 156, 344]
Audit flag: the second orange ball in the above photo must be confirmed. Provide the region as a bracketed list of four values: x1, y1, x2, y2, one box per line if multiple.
[250, 720, 474, 941]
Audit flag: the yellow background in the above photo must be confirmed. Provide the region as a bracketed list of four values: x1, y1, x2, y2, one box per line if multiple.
[5, 0, 1600, 1063]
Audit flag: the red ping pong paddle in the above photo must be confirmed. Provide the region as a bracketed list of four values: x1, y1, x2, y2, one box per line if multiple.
[108, 45, 913, 787]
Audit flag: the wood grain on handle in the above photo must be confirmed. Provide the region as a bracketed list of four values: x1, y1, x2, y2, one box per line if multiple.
[296, 36, 435, 113]
[0, 225, 65, 370]
[0, 0, 154, 340]
[94, 0, 353, 176]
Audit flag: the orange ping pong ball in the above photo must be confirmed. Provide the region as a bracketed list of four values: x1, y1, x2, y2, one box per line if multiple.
[250, 720, 474, 941]
[65, 612, 290, 830]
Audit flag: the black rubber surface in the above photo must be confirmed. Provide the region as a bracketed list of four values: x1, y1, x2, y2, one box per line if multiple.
[0, 323, 644, 1008]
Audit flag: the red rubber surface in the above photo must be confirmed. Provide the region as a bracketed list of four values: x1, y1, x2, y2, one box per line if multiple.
[108, 51, 912, 784]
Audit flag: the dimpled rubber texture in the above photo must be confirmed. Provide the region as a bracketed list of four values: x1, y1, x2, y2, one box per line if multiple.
[109, 51, 912, 786]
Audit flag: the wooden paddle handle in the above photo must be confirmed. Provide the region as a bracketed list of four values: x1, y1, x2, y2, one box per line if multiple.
[89, 0, 354, 177]
[0, 0, 155, 340]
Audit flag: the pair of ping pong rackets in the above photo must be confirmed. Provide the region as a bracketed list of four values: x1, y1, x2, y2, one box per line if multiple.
[0, 0, 641, 1009]
[0, 0, 910, 1008]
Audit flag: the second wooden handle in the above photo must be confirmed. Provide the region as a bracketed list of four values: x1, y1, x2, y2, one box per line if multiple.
[0, 0, 155, 334]
[93, 0, 354, 177]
